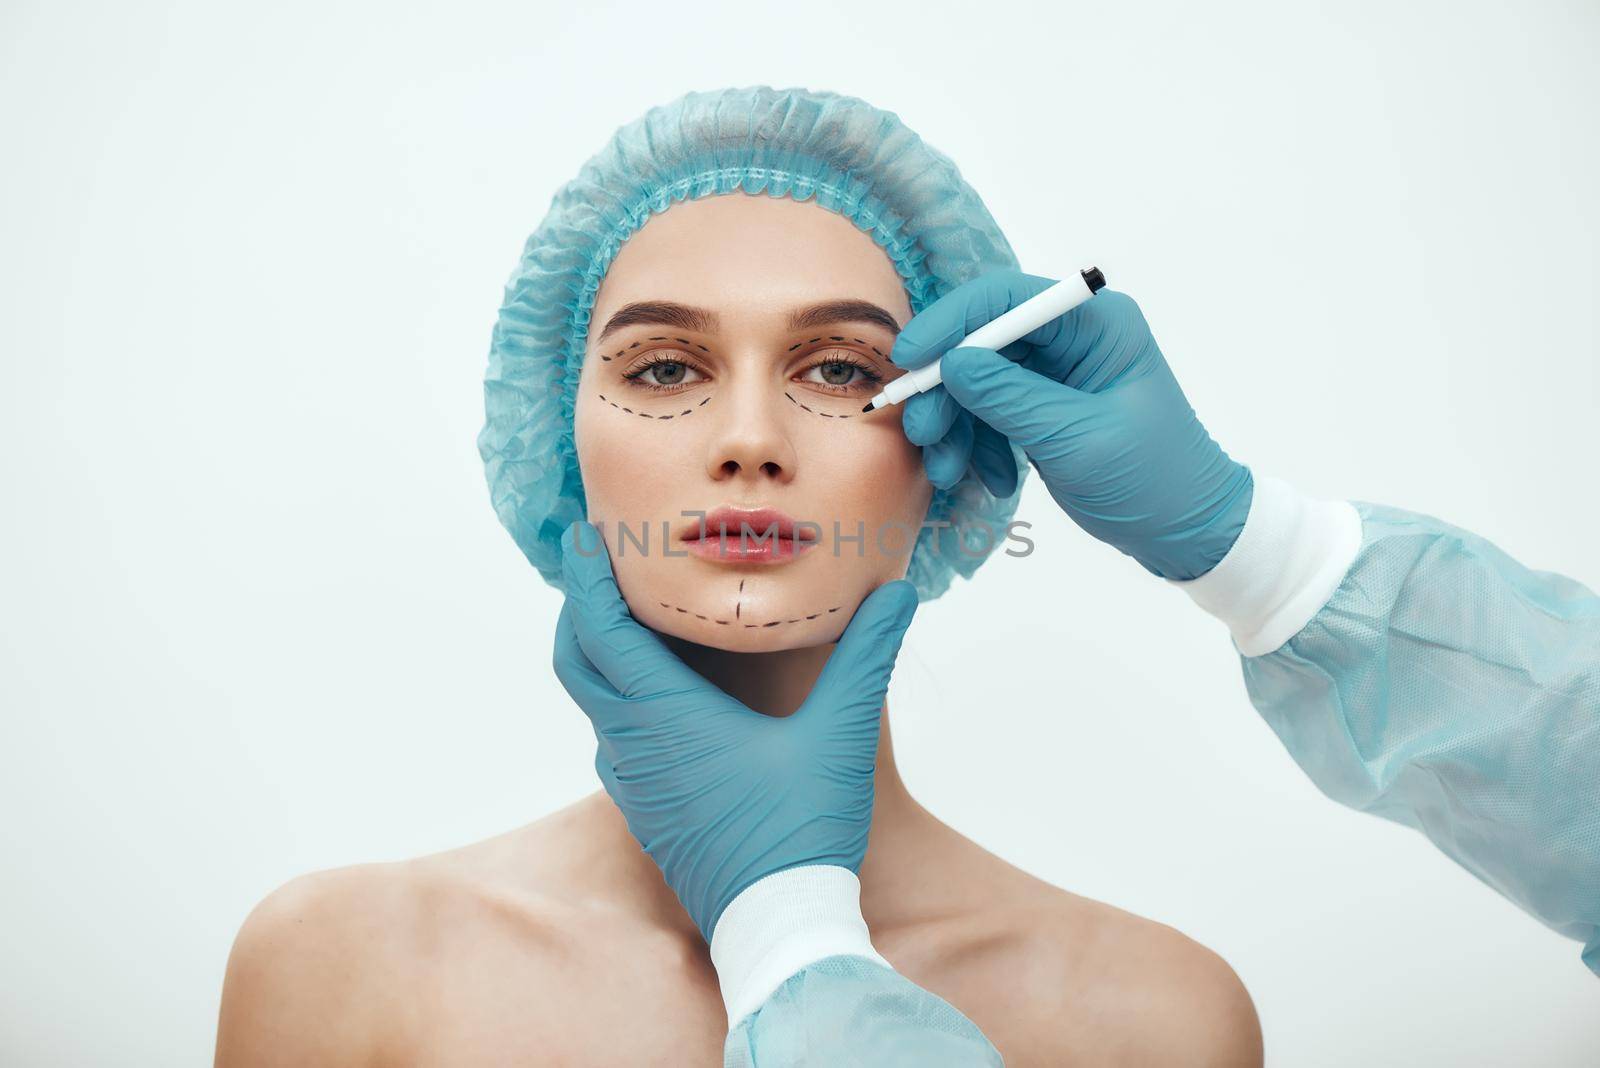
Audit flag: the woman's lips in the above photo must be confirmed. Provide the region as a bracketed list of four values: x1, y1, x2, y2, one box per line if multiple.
[679, 506, 819, 565]
[683, 535, 816, 563]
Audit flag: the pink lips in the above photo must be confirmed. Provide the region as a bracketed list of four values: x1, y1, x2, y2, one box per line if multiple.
[679, 506, 819, 564]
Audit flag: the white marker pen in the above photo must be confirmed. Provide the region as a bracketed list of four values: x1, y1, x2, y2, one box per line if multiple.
[862, 266, 1107, 412]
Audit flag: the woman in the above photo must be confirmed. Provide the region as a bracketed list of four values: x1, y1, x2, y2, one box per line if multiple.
[215, 86, 1263, 1066]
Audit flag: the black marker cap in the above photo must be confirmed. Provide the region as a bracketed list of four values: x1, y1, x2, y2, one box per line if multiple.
[1081, 266, 1107, 293]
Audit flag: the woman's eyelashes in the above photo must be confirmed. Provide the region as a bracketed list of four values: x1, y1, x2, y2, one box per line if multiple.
[618, 348, 885, 395]
[622, 352, 708, 391]
[797, 352, 884, 393]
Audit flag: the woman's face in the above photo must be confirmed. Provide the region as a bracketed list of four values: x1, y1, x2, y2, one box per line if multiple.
[574, 193, 932, 651]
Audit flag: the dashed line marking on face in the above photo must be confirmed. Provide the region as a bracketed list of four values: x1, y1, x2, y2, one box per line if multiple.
[657, 596, 839, 628]
[596, 393, 711, 419]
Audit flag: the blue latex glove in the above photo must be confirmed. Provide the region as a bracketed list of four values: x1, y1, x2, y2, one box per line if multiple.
[552, 521, 921, 944]
[895, 271, 1254, 581]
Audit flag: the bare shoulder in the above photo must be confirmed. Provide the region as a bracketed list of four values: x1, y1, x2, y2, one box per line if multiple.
[214, 802, 717, 1066]
[1006, 895, 1262, 1067]
[869, 808, 1261, 1066]
[884, 849, 1260, 1068]
[215, 862, 417, 1066]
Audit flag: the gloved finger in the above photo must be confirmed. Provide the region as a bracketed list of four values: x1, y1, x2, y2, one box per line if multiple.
[1020, 288, 1153, 388]
[560, 521, 708, 702]
[939, 346, 1093, 451]
[898, 340, 1033, 450]
[922, 410, 974, 490]
[970, 419, 1019, 499]
[802, 579, 919, 724]
[890, 270, 1061, 371]
[552, 600, 609, 700]
[579, 698, 635, 812]
[593, 746, 620, 799]
[553, 600, 656, 736]
[901, 386, 960, 447]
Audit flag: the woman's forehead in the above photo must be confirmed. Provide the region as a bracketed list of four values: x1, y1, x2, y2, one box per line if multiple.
[593, 194, 911, 323]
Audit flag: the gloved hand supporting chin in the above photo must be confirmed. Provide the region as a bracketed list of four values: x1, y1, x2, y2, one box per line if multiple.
[552, 520, 920, 944]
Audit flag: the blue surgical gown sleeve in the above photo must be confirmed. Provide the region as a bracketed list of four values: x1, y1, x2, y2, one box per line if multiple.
[722, 954, 1002, 1067]
[707, 866, 1003, 1066]
[1176, 475, 1600, 976]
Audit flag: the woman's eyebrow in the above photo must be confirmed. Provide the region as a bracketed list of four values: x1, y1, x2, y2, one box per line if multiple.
[786, 300, 901, 335]
[595, 298, 902, 345]
[596, 301, 719, 344]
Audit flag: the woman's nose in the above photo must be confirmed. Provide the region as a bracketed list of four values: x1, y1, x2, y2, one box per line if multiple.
[703, 374, 797, 486]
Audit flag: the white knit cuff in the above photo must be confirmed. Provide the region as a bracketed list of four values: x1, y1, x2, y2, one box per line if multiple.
[1171, 474, 1363, 657]
[708, 865, 891, 1029]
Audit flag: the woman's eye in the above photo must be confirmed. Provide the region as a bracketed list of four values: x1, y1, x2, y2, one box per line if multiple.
[644, 362, 688, 386]
[800, 359, 880, 390]
[627, 360, 704, 389]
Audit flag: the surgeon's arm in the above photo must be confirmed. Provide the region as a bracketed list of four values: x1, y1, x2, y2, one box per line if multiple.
[711, 867, 1003, 1067]
[1174, 475, 1600, 975]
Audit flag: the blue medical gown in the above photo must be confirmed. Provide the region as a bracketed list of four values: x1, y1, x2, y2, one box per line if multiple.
[1244, 501, 1599, 972]
[723, 954, 1002, 1066]
[722, 500, 1600, 1065]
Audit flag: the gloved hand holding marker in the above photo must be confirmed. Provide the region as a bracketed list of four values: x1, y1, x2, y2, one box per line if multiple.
[862, 266, 1107, 410]
[887, 268, 1254, 582]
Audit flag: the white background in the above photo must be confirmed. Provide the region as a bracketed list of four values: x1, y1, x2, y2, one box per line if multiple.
[3, 1, 1597, 1063]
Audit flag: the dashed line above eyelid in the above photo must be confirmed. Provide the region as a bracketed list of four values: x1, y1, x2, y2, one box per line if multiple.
[601, 333, 891, 366]
[598, 335, 711, 363]
[786, 336, 892, 363]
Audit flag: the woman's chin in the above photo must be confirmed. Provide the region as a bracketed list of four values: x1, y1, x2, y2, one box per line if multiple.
[619, 569, 870, 653]
[631, 596, 851, 653]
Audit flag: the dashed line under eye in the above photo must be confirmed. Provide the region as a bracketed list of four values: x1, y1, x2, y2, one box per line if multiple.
[597, 394, 712, 419]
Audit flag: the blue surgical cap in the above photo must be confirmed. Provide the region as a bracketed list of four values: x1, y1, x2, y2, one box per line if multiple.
[477, 85, 1029, 600]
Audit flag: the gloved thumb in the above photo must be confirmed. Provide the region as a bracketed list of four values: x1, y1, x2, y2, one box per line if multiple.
[939, 346, 1093, 451]
[803, 580, 919, 723]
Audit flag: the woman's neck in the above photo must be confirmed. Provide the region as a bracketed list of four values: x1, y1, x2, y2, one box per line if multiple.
[657, 632, 915, 811]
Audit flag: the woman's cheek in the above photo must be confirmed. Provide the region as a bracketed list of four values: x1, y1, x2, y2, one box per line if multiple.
[575, 404, 683, 525]
[860, 426, 933, 511]
[816, 428, 932, 545]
